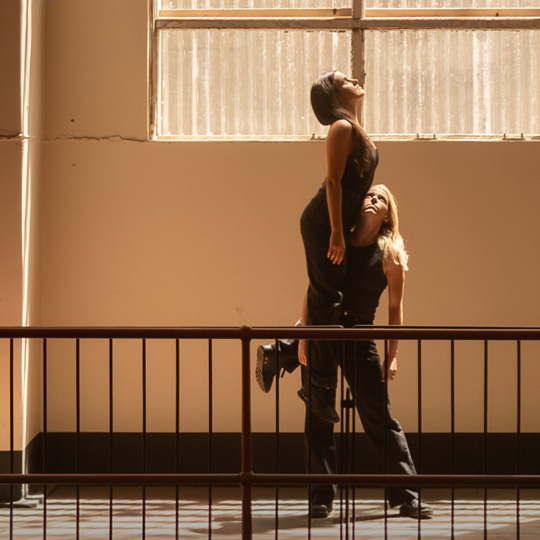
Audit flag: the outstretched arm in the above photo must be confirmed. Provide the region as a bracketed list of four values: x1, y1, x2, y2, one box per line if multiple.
[382, 261, 405, 382]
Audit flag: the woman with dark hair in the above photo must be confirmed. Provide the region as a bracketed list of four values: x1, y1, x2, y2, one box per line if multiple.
[299, 71, 378, 423]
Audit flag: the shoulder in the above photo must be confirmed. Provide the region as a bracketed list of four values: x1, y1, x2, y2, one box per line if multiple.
[327, 119, 353, 138]
[326, 119, 353, 153]
[383, 260, 406, 283]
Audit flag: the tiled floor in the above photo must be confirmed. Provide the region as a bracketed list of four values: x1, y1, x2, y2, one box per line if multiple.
[1, 486, 539, 539]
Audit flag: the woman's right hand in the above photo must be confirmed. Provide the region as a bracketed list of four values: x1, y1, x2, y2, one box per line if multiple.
[328, 230, 346, 265]
[298, 339, 308, 365]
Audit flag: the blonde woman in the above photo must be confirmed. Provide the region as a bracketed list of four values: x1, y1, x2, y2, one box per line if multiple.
[257, 185, 433, 520]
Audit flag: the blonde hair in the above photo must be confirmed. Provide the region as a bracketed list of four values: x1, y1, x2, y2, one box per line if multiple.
[374, 184, 409, 271]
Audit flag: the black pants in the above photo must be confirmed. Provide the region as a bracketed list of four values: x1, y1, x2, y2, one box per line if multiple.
[303, 340, 419, 508]
[300, 187, 361, 388]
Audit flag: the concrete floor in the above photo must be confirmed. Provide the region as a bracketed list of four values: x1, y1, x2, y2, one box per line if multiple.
[1, 486, 539, 539]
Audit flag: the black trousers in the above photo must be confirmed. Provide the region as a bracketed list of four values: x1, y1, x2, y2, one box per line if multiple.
[305, 339, 418, 508]
[300, 187, 361, 388]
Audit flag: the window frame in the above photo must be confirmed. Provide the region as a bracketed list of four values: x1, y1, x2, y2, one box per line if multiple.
[149, 1, 540, 141]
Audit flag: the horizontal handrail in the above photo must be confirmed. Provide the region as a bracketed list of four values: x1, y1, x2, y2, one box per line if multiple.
[1, 325, 540, 340]
[0, 473, 539, 487]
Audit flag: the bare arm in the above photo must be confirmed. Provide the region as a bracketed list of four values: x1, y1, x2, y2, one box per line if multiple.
[382, 261, 405, 382]
[325, 120, 353, 265]
[298, 289, 309, 365]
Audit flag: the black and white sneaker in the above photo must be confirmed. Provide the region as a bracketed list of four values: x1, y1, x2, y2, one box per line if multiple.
[255, 344, 277, 393]
[399, 499, 433, 519]
[310, 503, 333, 519]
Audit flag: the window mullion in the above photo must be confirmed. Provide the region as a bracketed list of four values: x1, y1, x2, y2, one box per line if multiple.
[155, 17, 540, 31]
[156, 18, 355, 30]
[159, 8, 352, 18]
[352, 0, 365, 125]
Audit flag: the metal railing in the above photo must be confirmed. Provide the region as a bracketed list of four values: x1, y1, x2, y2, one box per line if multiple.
[1, 325, 540, 539]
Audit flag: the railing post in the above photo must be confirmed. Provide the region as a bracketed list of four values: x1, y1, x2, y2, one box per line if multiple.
[240, 326, 253, 539]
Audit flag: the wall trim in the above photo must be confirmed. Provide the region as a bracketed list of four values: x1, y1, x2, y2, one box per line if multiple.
[21, 432, 540, 476]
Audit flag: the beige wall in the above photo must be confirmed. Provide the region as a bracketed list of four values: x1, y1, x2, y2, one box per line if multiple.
[0, 0, 21, 136]
[0, 0, 46, 451]
[25, 0, 46, 448]
[0, 142, 24, 449]
[3, 0, 540, 442]
[0, 0, 23, 451]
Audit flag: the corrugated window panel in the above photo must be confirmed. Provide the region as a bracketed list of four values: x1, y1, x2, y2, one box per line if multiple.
[159, 0, 350, 9]
[158, 29, 351, 138]
[368, 0, 540, 7]
[365, 30, 540, 136]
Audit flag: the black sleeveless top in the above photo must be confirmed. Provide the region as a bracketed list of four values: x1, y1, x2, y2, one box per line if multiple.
[313, 145, 379, 231]
[342, 242, 387, 325]
[302, 142, 379, 234]
[341, 146, 379, 195]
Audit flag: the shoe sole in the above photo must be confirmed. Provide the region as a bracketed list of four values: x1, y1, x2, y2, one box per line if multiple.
[309, 505, 332, 519]
[255, 347, 271, 393]
[399, 506, 433, 519]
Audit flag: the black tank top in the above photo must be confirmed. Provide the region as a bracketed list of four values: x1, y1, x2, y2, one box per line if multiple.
[303, 143, 379, 233]
[342, 242, 387, 325]
[341, 146, 379, 195]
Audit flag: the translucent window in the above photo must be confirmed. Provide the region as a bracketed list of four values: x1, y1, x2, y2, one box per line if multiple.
[158, 30, 351, 138]
[154, 2, 540, 138]
[367, 0, 540, 7]
[365, 30, 540, 135]
[160, 1, 350, 8]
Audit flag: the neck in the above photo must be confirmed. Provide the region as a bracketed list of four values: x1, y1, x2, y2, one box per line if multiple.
[344, 96, 362, 120]
[345, 104, 358, 119]
[349, 216, 382, 247]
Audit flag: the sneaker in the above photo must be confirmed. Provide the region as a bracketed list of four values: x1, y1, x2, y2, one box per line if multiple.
[256, 340, 300, 393]
[310, 503, 333, 519]
[399, 498, 433, 519]
[255, 344, 278, 393]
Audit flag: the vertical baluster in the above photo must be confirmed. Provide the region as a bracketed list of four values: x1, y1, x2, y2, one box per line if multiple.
[142, 339, 147, 540]
[240, 331, 253, 540]
[516, 340, 521, 538]
[339, 343, 345, 535]
[108, 339, 114, 540]
[9, 339, 14, 540]
[383, 339, 388, 540]
[351, 340, 357, 538]
[76, 339, 81, 540]
[274, 339, 280, 539]
[483, 340, 488, 539]
[450, 340, 455, 540]
[208, 339, 213, 539]
[345, 387, 351, 537]
[417, 340, 422, 537]
[175, 339, 180, 540]
[42, 338, 47, 540]
[307, 340, 312, 539]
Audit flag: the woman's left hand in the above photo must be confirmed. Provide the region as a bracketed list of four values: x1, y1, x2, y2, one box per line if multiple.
[298, 339, 308, 366]
[328, 230, 346, 264]
[381, 356, 398, 382]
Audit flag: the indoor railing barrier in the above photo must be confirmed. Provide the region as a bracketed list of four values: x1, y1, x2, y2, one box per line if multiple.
[1, 326, 539, 539]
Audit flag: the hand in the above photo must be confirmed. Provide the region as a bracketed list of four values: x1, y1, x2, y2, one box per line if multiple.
[327, 231, 345, 265]
[381, 356, 398, 383]
[298, 339, 308, 366]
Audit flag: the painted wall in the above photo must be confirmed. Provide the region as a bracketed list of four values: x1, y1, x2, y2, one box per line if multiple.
[0, 0, 23, 452]
[24, 0, 46, 451]
[5, 0, 540, 443]
[0, 0, 21, 137]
